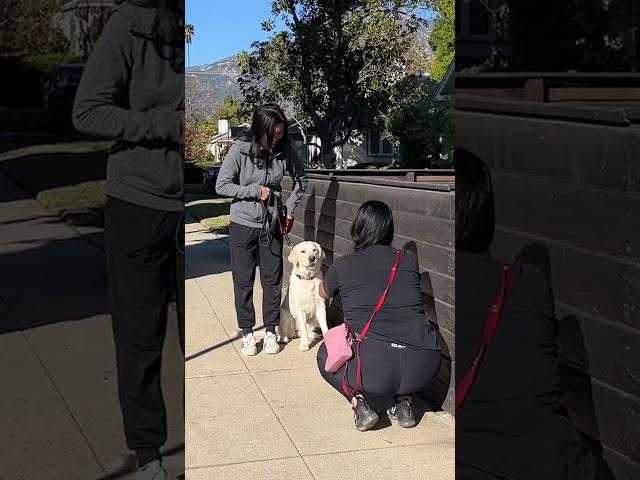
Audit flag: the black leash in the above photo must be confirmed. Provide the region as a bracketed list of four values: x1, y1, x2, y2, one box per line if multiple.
[257, 147, 293, 249]
[259, 190, 293, 249]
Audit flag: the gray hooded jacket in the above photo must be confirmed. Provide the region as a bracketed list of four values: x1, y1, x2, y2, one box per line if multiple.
[73, 0, 184, 212]
[216, 139, 308, 229]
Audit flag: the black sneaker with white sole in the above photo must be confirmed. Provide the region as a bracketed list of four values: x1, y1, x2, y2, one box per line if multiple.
[387, 399, 416, 428]
[353, 396, 379, 432]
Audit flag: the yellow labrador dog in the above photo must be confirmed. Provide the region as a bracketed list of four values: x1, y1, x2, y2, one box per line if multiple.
[277, 241, 328, 352]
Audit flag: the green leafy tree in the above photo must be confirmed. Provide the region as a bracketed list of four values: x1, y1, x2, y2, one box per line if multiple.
[425, 0, 454, 80]
[214, 95, 246, 127]
[379, 0, 454, 168]
[0, 0, 69, 56]
[238, 0, 425, 168]
[459, 0, 640, 72]
[382, 77, 453, 168]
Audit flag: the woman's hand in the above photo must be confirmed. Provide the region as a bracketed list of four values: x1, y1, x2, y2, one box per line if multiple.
[259, 186, 271, 201]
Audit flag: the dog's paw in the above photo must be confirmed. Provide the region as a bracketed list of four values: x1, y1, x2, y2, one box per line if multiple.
[307, 331, 322, 341]
[299, 342, 310, 352]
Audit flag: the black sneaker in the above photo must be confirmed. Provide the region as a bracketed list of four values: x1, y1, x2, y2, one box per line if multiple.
[353, 396, 379, 432]
[387, 399, 416, 428]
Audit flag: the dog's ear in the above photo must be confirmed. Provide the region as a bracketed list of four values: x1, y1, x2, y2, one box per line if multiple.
[288, 246, 299, 266]
[317, 243, 325, 260]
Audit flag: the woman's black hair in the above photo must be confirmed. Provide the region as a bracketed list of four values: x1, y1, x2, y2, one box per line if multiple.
[122, 0, 184, 72]
[246, 103, 289, 158]
[351, 200, 394, 251]
[151, 0, 184, 72]
[455, 147, 495, 253]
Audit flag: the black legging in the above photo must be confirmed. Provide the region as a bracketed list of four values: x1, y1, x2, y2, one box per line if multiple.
[317, 336, 442, 402]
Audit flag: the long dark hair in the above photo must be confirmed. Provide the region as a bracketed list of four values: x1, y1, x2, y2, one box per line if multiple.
[123, 0, 184, 72]
[351, 201, 395, 251]
[455, 148, 495, 253]
[246, 104, 289, 158]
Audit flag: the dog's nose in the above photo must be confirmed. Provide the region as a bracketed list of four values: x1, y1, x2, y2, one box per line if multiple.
[309, 256, 316, 263]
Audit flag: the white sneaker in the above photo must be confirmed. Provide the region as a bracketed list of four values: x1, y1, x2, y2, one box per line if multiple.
[240, 333, 257, 356]
[263, 331, 280, 354]
[135, 460, 168, 480]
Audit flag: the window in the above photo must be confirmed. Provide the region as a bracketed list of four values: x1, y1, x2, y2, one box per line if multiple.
[468, 0, 491, 36]
[368, 132, 394, 157]
[458, 0, 494, 39]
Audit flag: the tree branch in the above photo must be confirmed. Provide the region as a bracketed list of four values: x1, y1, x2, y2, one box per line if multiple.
[285, 0, 323, 130]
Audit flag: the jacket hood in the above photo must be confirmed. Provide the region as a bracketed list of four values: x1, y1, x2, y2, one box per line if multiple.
[114, 0, 158, 37]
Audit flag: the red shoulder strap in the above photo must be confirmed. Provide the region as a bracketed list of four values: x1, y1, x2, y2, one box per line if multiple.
[359, 249, 401, 339]
[455, 263, 512, 410]
[342, 249, 401, 397]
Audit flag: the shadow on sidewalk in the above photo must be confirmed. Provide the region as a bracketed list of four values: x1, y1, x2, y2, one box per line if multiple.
[0, 236, 108, 334]
[185, 327, 256, 362]
[184, 237, 232, 278]
[0, 162, 184, 478]
[95, 443, 185, 480]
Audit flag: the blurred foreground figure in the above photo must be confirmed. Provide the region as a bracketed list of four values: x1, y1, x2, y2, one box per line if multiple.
[454, 148, 595, 480]
[73, 0, 185, 478]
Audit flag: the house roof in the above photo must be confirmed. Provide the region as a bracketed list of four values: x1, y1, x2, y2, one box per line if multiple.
[435, 60, 455, 100]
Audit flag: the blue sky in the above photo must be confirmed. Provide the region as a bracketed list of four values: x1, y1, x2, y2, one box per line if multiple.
[185, 1, 435, 67]
[186, 0, 282, 67]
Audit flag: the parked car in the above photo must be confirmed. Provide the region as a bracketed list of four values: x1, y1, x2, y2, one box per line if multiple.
[203, 165, 221, 190]
[44, 64, 84, 113]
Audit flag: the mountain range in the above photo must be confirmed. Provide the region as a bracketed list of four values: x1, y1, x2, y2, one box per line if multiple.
[185, 56, 241, 119]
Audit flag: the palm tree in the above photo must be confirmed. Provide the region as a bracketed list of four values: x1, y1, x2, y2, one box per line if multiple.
[185, 23, 194, 68]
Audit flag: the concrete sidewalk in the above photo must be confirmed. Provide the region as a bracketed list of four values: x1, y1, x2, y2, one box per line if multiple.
[184, 216, 455, 480]
[0, 169, 184, 480]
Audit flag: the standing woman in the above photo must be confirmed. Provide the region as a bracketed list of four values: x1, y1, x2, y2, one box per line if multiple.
[73, 1, 184, 479]
[216, 104, 308, 356]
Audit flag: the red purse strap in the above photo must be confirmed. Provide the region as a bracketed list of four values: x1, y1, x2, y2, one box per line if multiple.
[342, 249, 401, 397]
[455, 263, 512, 410]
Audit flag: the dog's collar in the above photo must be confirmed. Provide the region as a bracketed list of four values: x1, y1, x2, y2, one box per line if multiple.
[295, 273, 314, 281]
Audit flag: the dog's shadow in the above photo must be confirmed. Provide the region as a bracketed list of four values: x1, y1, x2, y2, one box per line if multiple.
[277, 327, 324, 352]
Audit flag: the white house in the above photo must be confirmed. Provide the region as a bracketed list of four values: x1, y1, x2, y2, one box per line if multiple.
[55, 0, 114, 58]
[206, 120, 247, 163]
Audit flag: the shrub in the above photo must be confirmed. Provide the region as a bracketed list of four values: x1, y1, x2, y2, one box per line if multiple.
[184, 160, 216, 184]
[185, 121, 216, 162]
[0, 53, 80, 106]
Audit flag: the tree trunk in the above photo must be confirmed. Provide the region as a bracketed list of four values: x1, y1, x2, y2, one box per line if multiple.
[318, 127, 335, 169]
[321, 145, 334, 169]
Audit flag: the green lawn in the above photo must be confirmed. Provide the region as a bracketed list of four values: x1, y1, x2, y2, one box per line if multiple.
[36, 180, 106, 227]
[185, 184, 231, 234]
[0, 139, 110, 228]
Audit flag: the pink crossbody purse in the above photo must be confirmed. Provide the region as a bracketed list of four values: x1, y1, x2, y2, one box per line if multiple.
[324, 250, 402, 396]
